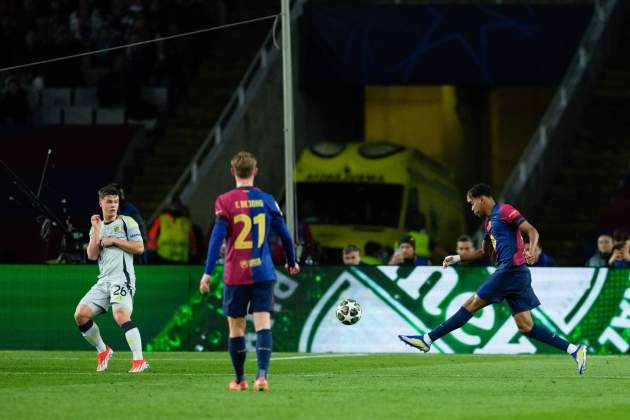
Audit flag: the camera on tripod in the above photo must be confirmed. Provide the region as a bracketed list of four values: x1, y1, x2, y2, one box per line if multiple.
[2, 152, 88, 264]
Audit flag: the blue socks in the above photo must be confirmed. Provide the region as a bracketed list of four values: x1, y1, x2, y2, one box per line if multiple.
[256, 329, 272, 379]
[424, 305, 570, 354]
[428, 307, 473, 342]
[228, 336, 247, 384]
[525, 324, 570, 352]
[229, 330, 273, 382]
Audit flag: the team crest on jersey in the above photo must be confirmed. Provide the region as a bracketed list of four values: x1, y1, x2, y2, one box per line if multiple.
[114, 226, 121, 232]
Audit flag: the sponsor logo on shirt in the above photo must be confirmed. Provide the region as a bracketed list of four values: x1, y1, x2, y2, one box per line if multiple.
[239, 258, 262, 269]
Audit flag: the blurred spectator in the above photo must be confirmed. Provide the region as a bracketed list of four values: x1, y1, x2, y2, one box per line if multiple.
[609, 230, 629, 268]
[24, 31, 46, 64]
[586, 234, 613, 267]
[342, 244, 363, 266]
[524, 241, 555, 267]
[69, 0, 103, 46]
[402, 212, 433, 259]
[455, 234, 487, 267]
[0, 0, 217, 106]
[0, 77, 31, 124]
[114, 183, 148, 263]
[389, 234, 429, 266]
[147, 198, 198, 264]
[361, 241, 383, 265]
[613, 229, 628, 247]
[456, 235, 475, 255]
[154, 22, 189, 109]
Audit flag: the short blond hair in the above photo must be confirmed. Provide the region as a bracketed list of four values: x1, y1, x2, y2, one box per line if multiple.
[231, 151, 257, 178]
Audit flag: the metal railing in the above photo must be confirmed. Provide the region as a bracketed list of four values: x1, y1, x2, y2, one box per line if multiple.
[150, 0, 307, 222]
[498, 0, 621, 217]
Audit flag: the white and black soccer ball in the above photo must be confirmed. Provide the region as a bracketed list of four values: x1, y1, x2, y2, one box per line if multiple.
[336, 298, 362, 325]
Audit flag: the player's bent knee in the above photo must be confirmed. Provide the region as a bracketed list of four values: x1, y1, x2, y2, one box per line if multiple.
[514, 319, 533, 333]
[74, 304, 92, 325]
[463, 295, 486, 314]
[112, 308, 131, 325]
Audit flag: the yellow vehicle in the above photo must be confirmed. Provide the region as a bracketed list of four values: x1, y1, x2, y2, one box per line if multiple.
[296, 142, 465, 263]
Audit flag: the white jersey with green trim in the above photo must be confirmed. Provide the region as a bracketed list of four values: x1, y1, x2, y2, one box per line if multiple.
[90, 215, 143, 281]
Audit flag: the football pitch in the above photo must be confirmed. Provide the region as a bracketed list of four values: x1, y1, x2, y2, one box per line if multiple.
[1, 352, 629, 420]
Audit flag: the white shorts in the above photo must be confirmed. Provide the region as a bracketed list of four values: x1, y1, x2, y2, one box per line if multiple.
[79, 276, 136, 315]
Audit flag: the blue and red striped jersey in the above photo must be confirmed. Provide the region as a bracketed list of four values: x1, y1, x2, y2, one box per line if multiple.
[205, 186, 295, 285]
[484, 203, 527, 269]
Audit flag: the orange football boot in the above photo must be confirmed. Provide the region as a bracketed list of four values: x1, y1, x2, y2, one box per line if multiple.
[96, 346, 113, 372]
[253, 377, 269, 392]
[228, 379, 249, 391]
[129, 359, 150, 373]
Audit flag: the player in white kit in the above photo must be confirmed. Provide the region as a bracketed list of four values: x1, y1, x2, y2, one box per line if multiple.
[73, 184, 149, 373]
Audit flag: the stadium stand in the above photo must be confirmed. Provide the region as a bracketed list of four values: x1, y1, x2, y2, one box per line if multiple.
[127, 0, 276, 216]
[0, 125, 137, 262]
[537, 7, 630, 265]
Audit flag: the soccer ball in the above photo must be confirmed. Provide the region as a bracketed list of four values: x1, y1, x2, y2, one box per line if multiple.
[336, 298, 362, 325]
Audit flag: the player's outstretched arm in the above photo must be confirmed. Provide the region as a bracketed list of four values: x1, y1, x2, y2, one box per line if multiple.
[86, 215, 101, 261]
[200, 219, 228, 294]
[442, 239, 490, 268]
[270, 216, 298, 274]
[519, 221, 539, 265]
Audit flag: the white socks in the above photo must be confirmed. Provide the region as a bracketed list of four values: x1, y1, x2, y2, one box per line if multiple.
[124, 327, 143, 360]
[81, 322, 107, 353]
[423, 333, 433, 345]
[567, 344, 578, 355]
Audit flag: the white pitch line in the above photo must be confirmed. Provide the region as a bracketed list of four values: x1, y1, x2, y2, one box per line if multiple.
[2, 354, 370, 362]
[0, 372, 338, 377]
[272, 353, 368, 361]
[0, 372, 628, 380]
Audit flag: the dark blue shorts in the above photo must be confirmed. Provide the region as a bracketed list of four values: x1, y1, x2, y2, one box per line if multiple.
[476, 266, 540, 314]
[223, 281, 276, 317]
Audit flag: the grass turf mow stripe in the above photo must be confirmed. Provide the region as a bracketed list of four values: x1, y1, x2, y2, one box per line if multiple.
[0, 352, 629, 420]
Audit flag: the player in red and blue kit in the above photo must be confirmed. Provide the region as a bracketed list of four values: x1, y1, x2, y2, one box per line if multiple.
[399, 183, 587, 374]
[199, 151, 300, 391]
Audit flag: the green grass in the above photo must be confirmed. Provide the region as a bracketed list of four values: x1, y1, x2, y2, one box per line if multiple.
[1, 352, 629, 420]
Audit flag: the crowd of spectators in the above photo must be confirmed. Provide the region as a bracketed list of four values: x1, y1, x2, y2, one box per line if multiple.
[586, 230, 630, 268]
[0, 0, 226, 121]
[336, 228, 630, 268]
[0, 77, 31, 123]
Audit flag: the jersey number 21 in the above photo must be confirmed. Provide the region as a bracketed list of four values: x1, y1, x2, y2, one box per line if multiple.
[234, 214, 265, 250]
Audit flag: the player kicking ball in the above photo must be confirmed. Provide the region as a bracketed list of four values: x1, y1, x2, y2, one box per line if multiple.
[74, 184, 149, 373]
[199, 151, 300, 392]
[399, 183, 587, 374]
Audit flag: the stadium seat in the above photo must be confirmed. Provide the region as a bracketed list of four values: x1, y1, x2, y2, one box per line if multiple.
[26, 88, 42, 109]
[64, 107, 94, 125]
[95, 108, 126, 125]
[41, 88, 71, 108]
[141, 88, 168, 111]
[40, 107, 63, 125]
[74, 88, 99, 106]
